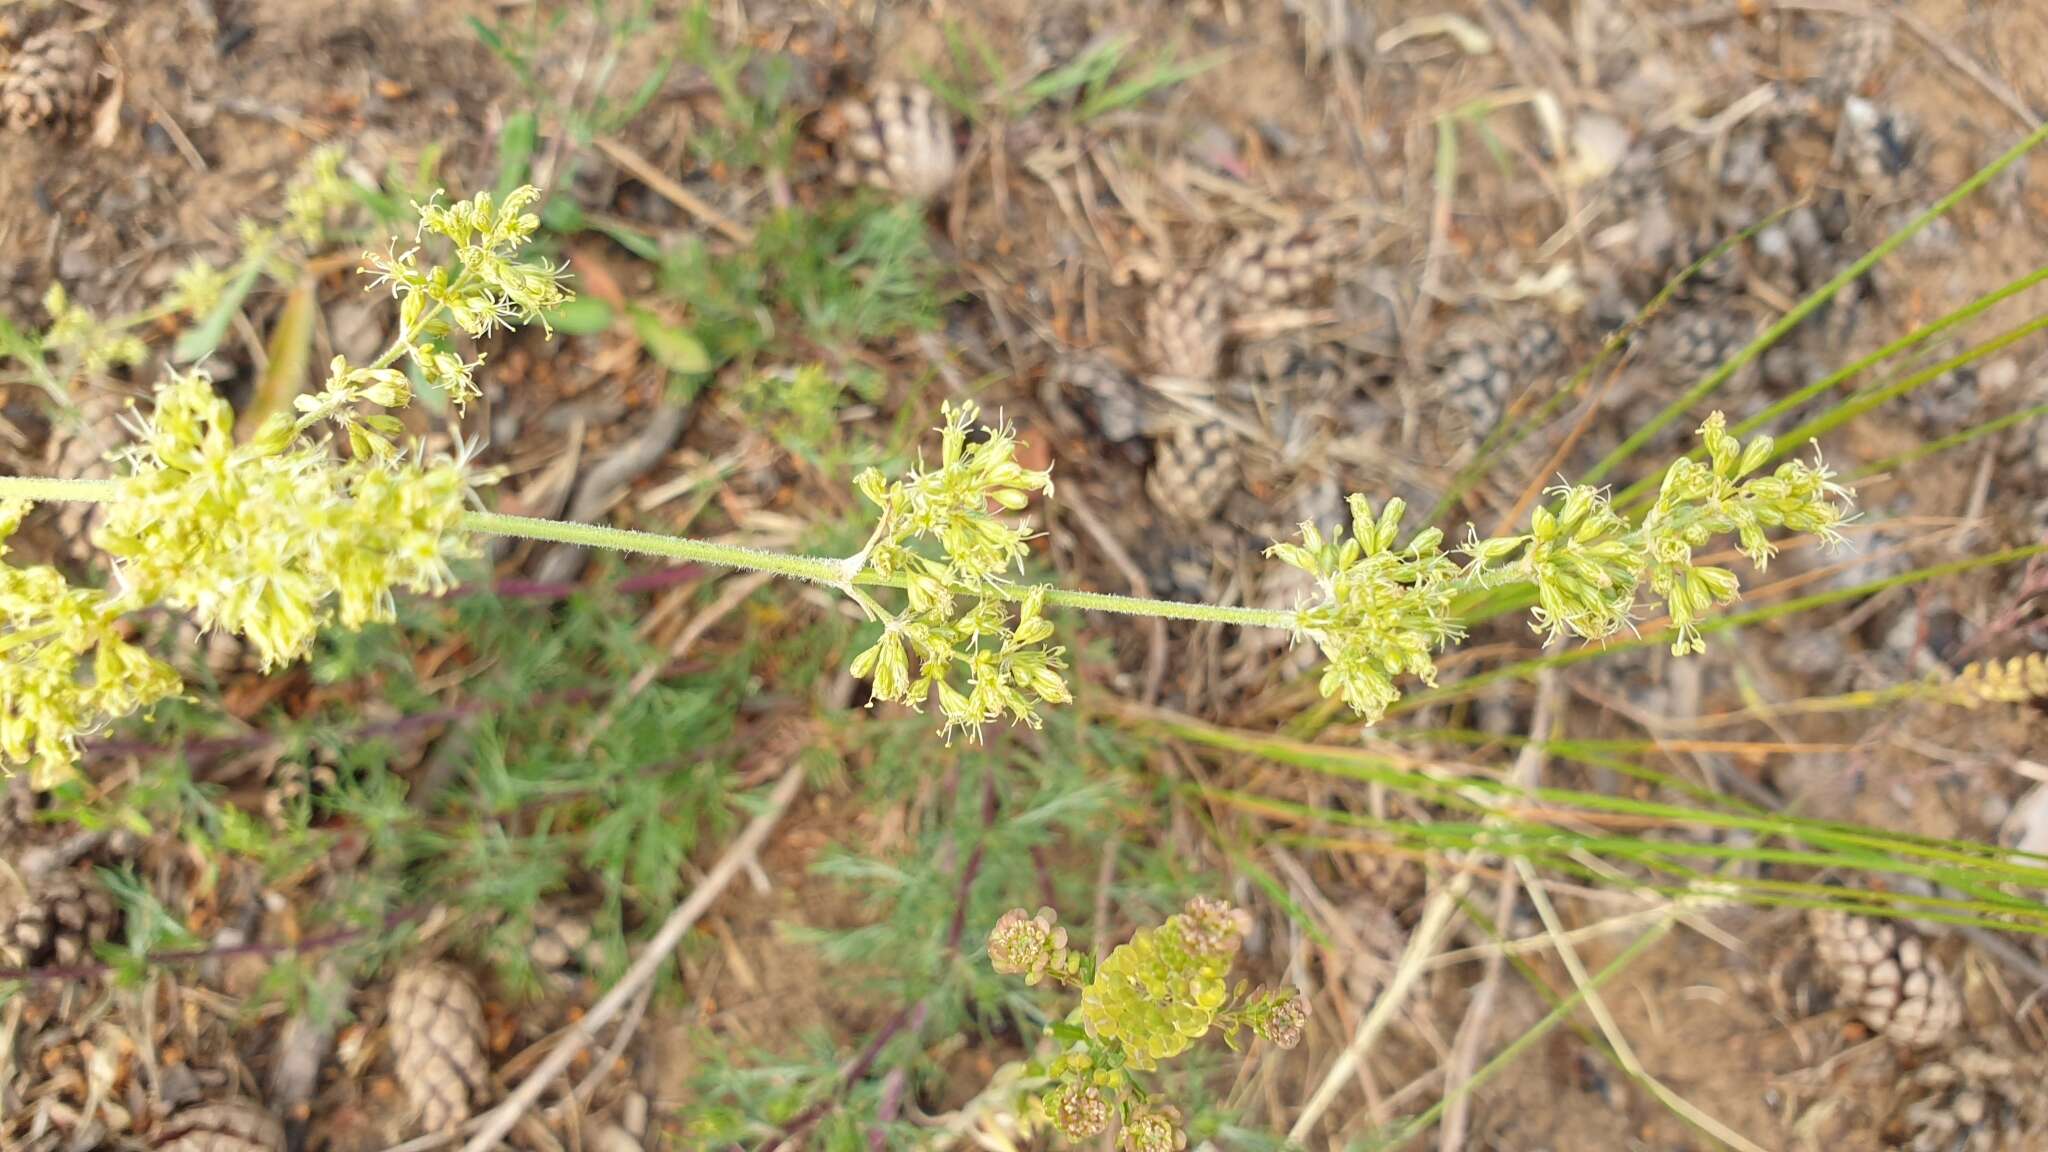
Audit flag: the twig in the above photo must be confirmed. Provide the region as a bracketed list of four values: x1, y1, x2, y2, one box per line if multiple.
[564, 977, 655, 1113]
[1438, 670, 1558, 1150]
[1515, 859, 1769, 1152]
[459, 763, 806, 1152]
[1289, 869, 1474, 1142]
[1436, 872, 1514, 1152]
[593, 137, 757, 244]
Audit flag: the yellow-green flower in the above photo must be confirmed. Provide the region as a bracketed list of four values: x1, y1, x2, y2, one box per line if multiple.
[1079, 899, 1243, 1070]
[1119, 1106, 1186, 1152]
[97, 373, 479, 670]
[0, 501, 181, 787]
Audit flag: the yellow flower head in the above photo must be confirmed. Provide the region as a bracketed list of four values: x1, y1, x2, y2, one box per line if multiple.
[97, 373, 480, 670]
[1, 501, 181, 787]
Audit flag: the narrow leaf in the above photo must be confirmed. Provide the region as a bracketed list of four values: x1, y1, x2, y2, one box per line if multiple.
[628, 304, 712, 376]
[173, 242, 270, 364]
[240, 277, 317, 440]
[543, 296, 616, 336]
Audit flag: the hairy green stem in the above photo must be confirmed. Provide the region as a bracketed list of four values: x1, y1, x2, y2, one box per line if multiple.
[0, 476, 120, 504]
[0, 476, 1300, 631]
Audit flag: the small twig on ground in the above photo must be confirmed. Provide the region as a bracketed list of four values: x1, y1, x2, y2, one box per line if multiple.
[564, 978, 656, 1114]
[458, 762, 806, 1152]
[1439, 671, 1560, 1151]
[593, 137, 757, 244]
[1515, 859, 1769, 1152]
[1289, 869, 1475, 1141]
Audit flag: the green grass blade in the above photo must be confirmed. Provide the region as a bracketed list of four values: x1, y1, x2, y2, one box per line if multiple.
[1611, 262, 2048, 509]
[1396, 543, 2048, 710]
[1582, 120, 2048, 486]
[1764, 315, 2048, 466]
[1851, 401, 2048, 481]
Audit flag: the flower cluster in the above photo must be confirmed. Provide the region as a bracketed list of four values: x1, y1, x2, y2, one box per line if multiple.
[846, 401, 1070, 741]
[1269, 495, 1466, 724]
[96, 372, 479, 670]
[0, 502, 181, 789]
[1641, 413, 1850, 653]
[362, 186, 568, 412]
[1, 186, 570, 786]
[987, 900, 1307, 1147]
[989, 906, 1084, 986]
[40, 283, 147, 375]
[283, 145, 356, 246]
[1278, 414, 1855, 722]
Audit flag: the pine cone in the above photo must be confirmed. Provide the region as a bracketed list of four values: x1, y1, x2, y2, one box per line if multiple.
[1240, 334, 1371, 394]
[1052, 353, 1148, 444]
[1511, 316, 1566, 380]
[1810, 910, 1960, 1049]
[1840, 97, 1919, 183]
[1655, 309, 1750, 382]
[1662, 228, 1742, 304]
[1434, 329, 1514, 434]
[1144, 273, 1226, 382]
[1214, 225, 1349, 309]
[1145, 420, 1238, 525]
[155, 1100, 284, 1152]
[2, 30, 97, 134]
[2, 867, 117, 967]
[388, 962, 490, 1133]
[832, 81, 957, 202]
[1817, 19, 1893, 104]
[529, 905, 614, 988]
[1893, 1047, 2044, 1152]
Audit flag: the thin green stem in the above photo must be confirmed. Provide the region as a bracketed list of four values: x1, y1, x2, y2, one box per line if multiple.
[462, 510, 850, 584]
[1765, 314, 2048, 463]
[1852, 401, 2048, 481]
[0, 476, 1300, 631]
[0, 476, 119, 504]
[1397, 542, 2048, 711]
